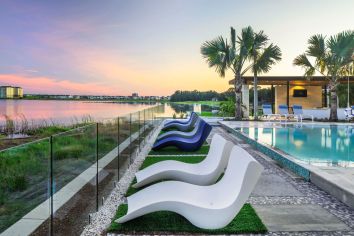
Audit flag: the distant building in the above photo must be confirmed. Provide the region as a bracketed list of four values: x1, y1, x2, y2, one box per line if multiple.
[132, 93, 138, 99]
[0, 86, 23, 99]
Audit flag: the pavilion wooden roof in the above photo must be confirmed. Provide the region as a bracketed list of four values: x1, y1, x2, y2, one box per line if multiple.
[228, 76, 354, 86]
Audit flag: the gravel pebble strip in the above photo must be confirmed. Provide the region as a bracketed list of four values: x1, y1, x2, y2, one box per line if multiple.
[81, 122, 163, 236]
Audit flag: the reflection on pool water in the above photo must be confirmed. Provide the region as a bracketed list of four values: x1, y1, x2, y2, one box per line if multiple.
[237, 125, 354, 167]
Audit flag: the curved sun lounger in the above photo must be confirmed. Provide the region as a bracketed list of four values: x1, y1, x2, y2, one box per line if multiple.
[133, 134, 233, 188]
[157, 118, 201, 141]
[117, 146, 264, 229]
[163, 112, 197, 126]
[161, 113, 199, 132]
[152, 120, 211, 152]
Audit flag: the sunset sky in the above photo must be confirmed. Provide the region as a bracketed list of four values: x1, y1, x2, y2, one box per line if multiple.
[0, 0, 353, 96]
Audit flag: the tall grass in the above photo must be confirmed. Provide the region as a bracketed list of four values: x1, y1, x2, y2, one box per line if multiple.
[0, 114, 94, 137]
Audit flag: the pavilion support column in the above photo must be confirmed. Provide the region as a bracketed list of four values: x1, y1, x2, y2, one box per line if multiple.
[286, 81, 290, 108]
[325, 85, 329, 108]
[242, 84, 249, 118]
[271, 85, 274, 113]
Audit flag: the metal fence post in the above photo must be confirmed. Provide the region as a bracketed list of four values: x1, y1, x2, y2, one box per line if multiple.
[129, 113, 132, 164]
[138, 111, 141, 151]
[50, 135, 53, 236]
[96, 123, 99, 211]
[144, 109, 146, 144]
[117, 117, 120, 181]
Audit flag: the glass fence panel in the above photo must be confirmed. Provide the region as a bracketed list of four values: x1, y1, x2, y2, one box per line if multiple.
[51, 124, 97, 236]
[130, 112, 140, 163]
[117, 115, 131, 179]
[0, 105, 163, 236]
[98, 118, 119, 209]
[98, 118, 118, 158]
[139, 110, 147, 146]
[0, 138, 51, 235]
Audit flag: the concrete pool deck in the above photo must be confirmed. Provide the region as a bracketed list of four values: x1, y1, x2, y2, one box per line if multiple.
[212, 126, 354, 235]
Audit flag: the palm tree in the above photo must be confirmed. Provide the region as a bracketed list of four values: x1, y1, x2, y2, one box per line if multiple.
[201, 26, 281, 120]
[294, 31, 354, 121]
[247, 31, 282, 119]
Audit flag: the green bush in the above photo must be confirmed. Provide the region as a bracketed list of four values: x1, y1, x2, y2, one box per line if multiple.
[220, 99, 235, 116]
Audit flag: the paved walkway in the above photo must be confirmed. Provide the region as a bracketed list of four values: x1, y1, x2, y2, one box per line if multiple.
[212, 126, 354, 235]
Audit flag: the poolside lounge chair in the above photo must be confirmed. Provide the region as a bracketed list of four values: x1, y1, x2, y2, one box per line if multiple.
[278, 104, 296, 122]
[344, 106, 354, 120]
[293, 105, 314, 122]
[157, 118, 201, 141]
[162, 112, 199, 132]
[117, 146, 264, 229]
[152, 119, 211, 152]
[164, 112, 197, 126]
[261, 104, 279, 121]
[133, 134, 234, 188]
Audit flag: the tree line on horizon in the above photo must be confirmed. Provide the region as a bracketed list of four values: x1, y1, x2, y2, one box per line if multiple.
[169, 88, 272, 105]
[170, 90, 230, 102]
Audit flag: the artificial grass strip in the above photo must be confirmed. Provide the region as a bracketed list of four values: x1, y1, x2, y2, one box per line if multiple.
[142, 155, 206, 169]
[108, 204, 267, 234]
[125, 155, 206, 197]
[148, 145, 210, 155]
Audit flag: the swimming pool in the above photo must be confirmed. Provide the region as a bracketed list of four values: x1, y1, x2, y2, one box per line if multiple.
[236, 125, 354, 167]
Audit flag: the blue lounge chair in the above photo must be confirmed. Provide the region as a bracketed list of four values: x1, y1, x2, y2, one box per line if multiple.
[152, 119, 212, 152]
[293, 105, 314, 122]
[162, 113, 199, 132]
[261, 104, 280, 121]
[278, 104, 296, 122]
[157, 118, 201, 141]
[164, 112, 197, 126]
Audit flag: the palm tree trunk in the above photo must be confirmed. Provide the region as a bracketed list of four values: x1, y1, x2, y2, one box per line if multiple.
[253, 71, 258, 120]
[234, 72, 243, 120]
[329, 79, 338, 121]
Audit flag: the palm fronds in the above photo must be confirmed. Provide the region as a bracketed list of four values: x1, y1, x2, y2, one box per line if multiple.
[200, 36, 231, 77]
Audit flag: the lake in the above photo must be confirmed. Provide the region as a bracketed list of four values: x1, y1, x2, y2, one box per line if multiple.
[0, 100, 157, 125]
[0, 100, 216, 127]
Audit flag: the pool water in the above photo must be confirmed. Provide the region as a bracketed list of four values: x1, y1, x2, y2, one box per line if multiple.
[237, 125, 354, 167]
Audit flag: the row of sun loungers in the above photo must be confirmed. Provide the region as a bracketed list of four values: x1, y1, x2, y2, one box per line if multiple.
[117, 133, 263, 229]
[152, 112, 212, 151]
[262, 104, 314, 122]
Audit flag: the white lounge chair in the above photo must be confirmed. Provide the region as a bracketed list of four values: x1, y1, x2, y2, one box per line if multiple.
[133, 133, 233, 188]
[261, 104, 280, 121]
[292, 105, 314, 122]
[117, 146, 264, 229]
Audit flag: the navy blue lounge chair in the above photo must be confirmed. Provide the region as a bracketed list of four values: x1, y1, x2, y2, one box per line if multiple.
[162, 113, 199, 132]
[164, 112, 197, 126]
[157, 119, 201, 141]
[152, 119, 212, 152]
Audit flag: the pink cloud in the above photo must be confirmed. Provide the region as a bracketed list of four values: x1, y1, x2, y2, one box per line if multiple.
[0, 74, 121, 95]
